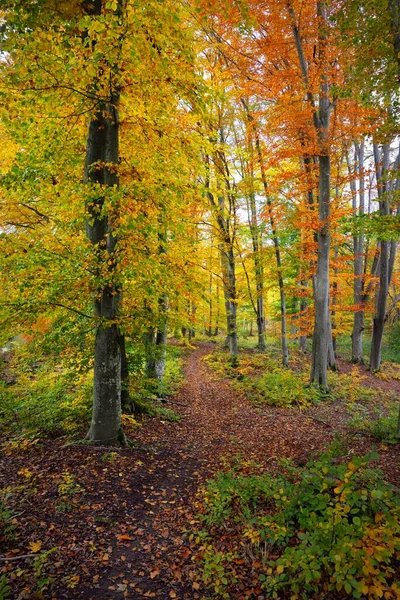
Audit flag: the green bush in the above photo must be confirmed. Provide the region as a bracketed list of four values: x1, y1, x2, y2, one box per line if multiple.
[126, 342, 185, 406]
[0, 366, 92, 436]
[386, 321, 400, 363]
[349, 404, 400, 444]
[0, 492, 18, 543]
[237, 369, 320, 407]
[196, 449, 400, 599]
[328, 370, 379, 404]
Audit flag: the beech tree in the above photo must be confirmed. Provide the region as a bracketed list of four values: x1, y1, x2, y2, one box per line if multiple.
[0, 0, 202, 441]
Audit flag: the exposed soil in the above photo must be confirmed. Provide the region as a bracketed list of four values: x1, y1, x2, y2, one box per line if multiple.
[0, 342, 399, 599]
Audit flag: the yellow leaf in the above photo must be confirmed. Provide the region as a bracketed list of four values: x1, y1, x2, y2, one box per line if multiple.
[276, 565, 284, 574]
[29, 540, 42, 553]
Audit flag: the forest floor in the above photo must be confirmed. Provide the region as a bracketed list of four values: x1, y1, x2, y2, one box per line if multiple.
[0, 342, 399, 599]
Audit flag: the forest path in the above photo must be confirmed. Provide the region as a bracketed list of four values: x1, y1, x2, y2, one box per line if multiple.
[81, 342, 334, 600]
[2, 342, 398, 600]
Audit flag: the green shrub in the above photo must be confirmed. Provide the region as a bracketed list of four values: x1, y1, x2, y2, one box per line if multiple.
[328, 370, 379, 405]
[196, 449, 400, 599]
[151, 406, 181, 422]
[349, 404, 400, 444]
[237, 369, 320, 407]
[0, 366, 92, 435]
[0, 492, 18, 542]
[0, 575, 10, 600]
[127, 342, 185, 406]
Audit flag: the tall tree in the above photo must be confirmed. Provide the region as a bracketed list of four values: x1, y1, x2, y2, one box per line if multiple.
[288, 0, 335, 387]
[84, 0, 124, 443]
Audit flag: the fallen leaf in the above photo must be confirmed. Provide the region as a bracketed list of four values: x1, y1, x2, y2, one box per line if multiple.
[29, 541, 42, 553]
[150, 569, 160, 579]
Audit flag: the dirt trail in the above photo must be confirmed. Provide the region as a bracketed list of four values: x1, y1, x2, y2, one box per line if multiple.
[1, 342, 398, 599]
[82, 343, 336, 599]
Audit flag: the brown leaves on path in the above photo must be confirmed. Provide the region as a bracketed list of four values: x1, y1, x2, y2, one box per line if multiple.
[1, 342, 398, 599]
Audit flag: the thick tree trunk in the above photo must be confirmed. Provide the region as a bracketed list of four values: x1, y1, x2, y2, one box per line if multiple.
[83, 0, 124, 443]
[85, 103, 123, 442]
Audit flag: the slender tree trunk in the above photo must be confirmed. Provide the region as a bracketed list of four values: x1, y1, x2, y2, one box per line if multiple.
[144, 318, 167, 394]
[241, 100, 267, 351]
[370, 238, 389, 370]
[205, 152, 238, 362]
[207, 234, 213, 336]
[154, 292, 168, 385]
[311, 154, 331, 387]
[208, 272, 213, 336]
[370, 143, 391, 370]
[214, 278, 220, 336]
[144, 328, 156, 378]
[248, 192, 266, 351]
[226, 246, 238, 361]
[298, 154, 315, 353]
[254, 130, 288, 366]
[290, 1, 333, 386]
[119, 333, 131, 410]
[348, 142, 366, 363]
[299, 282, 308, 353]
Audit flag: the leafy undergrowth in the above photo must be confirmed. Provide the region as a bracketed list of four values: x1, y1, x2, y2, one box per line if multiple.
[205, 351, 397, 408]
[349, 403, 400, 444]
[0, 341, 185, 444]
[194, 447, 400, 599]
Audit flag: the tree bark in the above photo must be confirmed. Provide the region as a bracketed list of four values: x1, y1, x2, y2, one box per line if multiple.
[289, 0, 333, 386]
[311, 154, 331, 388]
[247, 190, 266, 351]
[240, 101, 266, 352]
[254, 129, 288, 367]
[205, 152, 238, 363]
[348, 142, 366, 363]
[84, 104, 122, 441]
[370, 143, 391, 371]
[119, 332, 131, 410]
